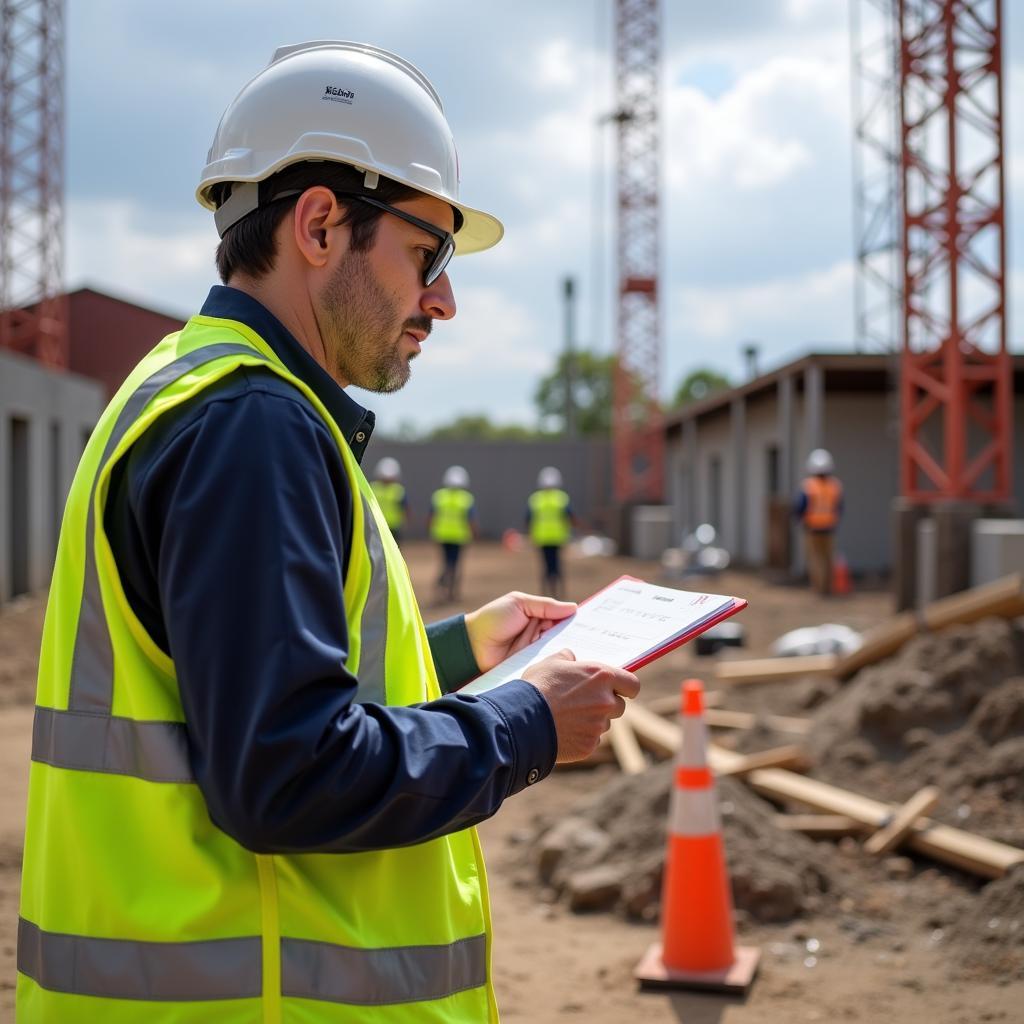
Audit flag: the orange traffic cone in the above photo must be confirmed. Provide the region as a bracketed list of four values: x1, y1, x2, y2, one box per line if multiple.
[832, 552, 852, 595]
[635, 679, 760, 993]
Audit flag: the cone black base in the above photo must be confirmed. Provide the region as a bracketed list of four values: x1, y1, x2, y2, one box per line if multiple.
[635, 942, 760, 994]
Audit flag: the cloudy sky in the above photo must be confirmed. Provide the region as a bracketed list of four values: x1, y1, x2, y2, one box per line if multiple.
[65, 1, 1023, 434]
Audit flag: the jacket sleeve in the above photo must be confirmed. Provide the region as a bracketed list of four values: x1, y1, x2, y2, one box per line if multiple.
[426, 615, 481, 694]
[121, 374, 557, 854]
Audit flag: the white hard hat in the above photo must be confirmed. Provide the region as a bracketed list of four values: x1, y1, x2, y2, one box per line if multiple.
[375, 456, 401, 480]
[197, 40, 503, 251]
[537, 466, 562, 489]
[806, 448, 835, 475]
[443, 465, 469, 489]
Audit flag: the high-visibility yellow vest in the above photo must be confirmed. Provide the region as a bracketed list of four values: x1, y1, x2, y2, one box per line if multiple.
[430, 488, 474, 545]
[528, 489, 571, 546]
[17, 314, 496, 1022]
[802, 475, 842, 531]
[370, 480, 406, 531]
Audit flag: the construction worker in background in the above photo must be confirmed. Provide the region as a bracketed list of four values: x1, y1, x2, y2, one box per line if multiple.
[527, 466, 579, 599]
[17, 41, 641, 1022]
[370, 455, 408, 543]
[430, 464, 477, 604]
[795, 448, 844, 596]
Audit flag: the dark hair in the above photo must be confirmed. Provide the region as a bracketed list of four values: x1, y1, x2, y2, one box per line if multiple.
[214, 162, 422, 283]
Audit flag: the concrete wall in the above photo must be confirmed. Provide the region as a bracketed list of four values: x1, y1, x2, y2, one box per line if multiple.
[1, 350, 105, 602]
[364, 437, 612, 540]
[822, 392, 899, 574]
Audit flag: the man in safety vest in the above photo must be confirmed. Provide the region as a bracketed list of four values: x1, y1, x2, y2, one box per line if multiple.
[430, 465, 477, 604]
[527, 466, 578, 599]
[17, 42, 641, 1023]
[795, 448, 844, 596]
[370, 456, 408, 544]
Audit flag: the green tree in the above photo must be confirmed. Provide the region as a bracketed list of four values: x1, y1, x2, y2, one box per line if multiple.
[427, 414, 547, 441]
[673, 368, 731, 407]
[534, 351, 616, 436]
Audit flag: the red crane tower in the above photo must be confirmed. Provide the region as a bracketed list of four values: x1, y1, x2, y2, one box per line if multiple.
[898, 0, 1011, 504]
[612, 0, 663, 504]
[0, 0, 67, 367]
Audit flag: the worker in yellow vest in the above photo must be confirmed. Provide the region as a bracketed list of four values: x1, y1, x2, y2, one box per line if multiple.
[17, 42, 642, 1022]
[527, 466, 578, 599]
[430, 465, 477, 604]
[370, 456, 408, 543]
[795, 448, 844, 596]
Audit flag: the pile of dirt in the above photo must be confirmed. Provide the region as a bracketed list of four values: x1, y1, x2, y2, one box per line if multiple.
[948, 864, 1024, 981]
[807, 618, 1024, 846]
[518, 763, 840, 925]
[0, 596, 44, 707]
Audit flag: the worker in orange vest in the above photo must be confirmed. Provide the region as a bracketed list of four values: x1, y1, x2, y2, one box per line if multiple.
[794, 448, 843, 596]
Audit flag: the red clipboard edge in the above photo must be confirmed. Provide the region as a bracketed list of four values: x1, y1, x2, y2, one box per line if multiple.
[623, 597, 749, 673]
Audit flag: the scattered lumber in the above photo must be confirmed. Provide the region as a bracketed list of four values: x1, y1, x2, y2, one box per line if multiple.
[773, 814, 866, 838]
[835, 572, 1024, 677]
[646, 695, 813, 735]
[863, 786, 940, 856]
[623, 701, 684, 758]
[707, 573, 1024, 685]
[732, 763, 1024, 880]
[715, 745, 811, 777]
[713, 654, 838, 685]
[645, 691, 723, 716]
[606, 716, 646, 774]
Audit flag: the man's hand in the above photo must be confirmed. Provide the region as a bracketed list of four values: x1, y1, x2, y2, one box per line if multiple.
[464, 591, 576, 673]
[522, 651, 641, 763]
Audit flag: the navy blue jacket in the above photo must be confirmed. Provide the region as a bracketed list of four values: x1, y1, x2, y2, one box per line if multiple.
[103, 286, 557, 854]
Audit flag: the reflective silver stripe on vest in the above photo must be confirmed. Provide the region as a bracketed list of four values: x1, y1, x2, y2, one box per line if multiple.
[32, 706, 194, 783]
[19, 918, 485, 1007]
[17, 918, 261, 1002]
[281, 932, 487, 1006]
[68, 343, 268, 714]
[355, 496, 390, 705]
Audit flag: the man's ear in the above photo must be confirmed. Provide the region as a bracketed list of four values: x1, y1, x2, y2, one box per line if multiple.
[291, 187, 349, 269]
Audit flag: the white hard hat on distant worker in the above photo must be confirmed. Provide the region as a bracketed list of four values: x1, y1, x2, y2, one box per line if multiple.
[537, 466, 563, 489]
[443, 465, 470, 489]
[806, 449, 835, 475]
[196, 40, 504, 250]
[374, 457, 402, 481]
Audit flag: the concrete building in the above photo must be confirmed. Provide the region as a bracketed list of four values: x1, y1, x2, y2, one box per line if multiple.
[365, 437, 612, 541]
[65, 287, 185, 399]
[664, 352, 1024, 577]
[1, 349, 105, 602]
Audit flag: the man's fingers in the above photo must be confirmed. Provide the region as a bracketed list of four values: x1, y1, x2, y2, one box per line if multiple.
[609, 694, 627, 719]
[513, 592, 577, 621]
[613, 670, 641, 700]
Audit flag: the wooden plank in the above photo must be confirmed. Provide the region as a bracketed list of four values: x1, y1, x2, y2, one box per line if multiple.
[607, 715, 647, 774]
[703, 708, 814, 735]
[773, 814, 866, 838]
[863, 786, 940, 856]
[624, 702, 681, 758]
[645, 692, 723, 717]
[716, 745, 810, 777]
[836, 573, 1024, 678]
[714, 654, 838, 684]
[738, 766, 1024, 879]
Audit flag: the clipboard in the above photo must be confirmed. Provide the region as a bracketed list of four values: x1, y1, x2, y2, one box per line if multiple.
[461, 575, 748, 695]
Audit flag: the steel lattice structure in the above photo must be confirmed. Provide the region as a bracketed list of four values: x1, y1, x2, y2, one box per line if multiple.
[612, 0, 663, 503]
[851, 0, 902, 353]
[898, 0, 1010, 502]
[0, 0, 66, 367]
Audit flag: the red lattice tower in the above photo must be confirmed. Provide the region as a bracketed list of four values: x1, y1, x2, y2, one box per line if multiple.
[898, 0, 1011, 502]
[612, 0, 663, 503]
[0, 0, 67, 367]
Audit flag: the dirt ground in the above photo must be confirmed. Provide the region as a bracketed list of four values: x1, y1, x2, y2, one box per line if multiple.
[0, 540, 1021, 1022]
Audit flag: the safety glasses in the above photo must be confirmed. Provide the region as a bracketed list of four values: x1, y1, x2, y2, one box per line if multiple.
[334, 193, 456, 286]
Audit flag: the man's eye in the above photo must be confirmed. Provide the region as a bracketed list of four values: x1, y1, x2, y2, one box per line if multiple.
[417, 247, 436, 265]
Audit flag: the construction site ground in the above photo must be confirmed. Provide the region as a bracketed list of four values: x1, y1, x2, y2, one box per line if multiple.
[0, 540, 1021, 1022]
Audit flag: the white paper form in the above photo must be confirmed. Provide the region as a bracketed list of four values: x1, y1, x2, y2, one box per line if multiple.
[460, 577, 739, 695]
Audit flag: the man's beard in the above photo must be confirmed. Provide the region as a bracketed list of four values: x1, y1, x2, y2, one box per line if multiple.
[317, 249, 427, 393]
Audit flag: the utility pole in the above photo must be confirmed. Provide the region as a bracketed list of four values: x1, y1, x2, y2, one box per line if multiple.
[563, 276, 577, 438]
